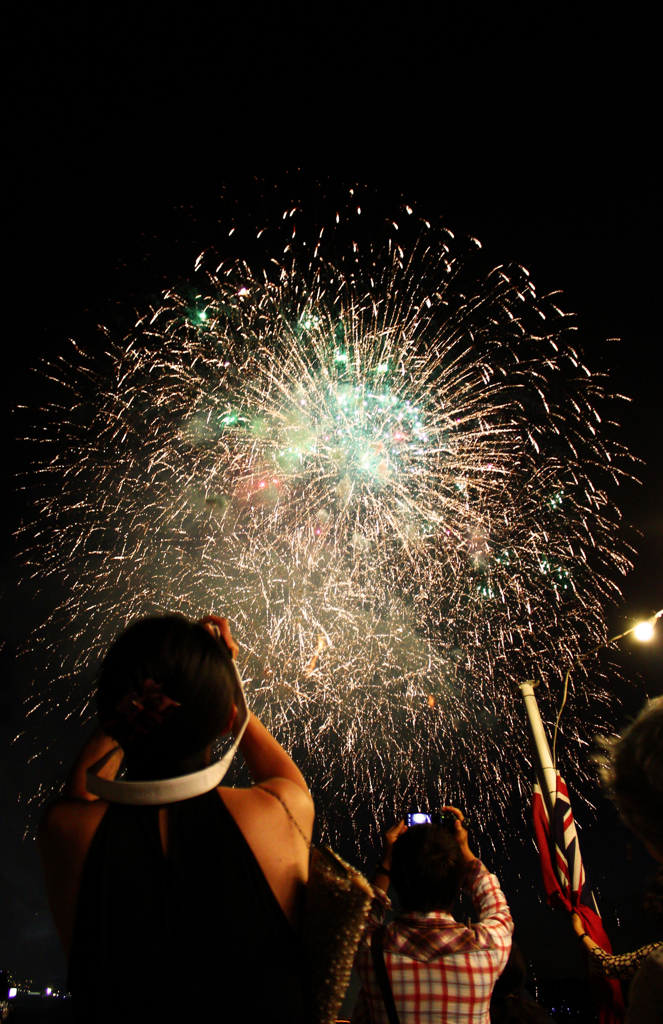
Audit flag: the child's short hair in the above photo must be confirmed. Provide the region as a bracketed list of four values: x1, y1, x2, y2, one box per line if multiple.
[391, 824, 464, 912]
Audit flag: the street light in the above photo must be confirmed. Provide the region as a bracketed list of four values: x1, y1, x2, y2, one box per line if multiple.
[552, 608, 662, 766]
[633, 618, 656, 642]
[592, 610, 662, 652]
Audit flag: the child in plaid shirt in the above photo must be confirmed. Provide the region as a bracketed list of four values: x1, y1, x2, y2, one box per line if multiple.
[353, 809, 513, 1023]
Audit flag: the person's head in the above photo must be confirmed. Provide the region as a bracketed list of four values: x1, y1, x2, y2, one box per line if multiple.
[599, 696, 663, 861]
[390, 823, 464, 912]
[97, 615, 237, 779]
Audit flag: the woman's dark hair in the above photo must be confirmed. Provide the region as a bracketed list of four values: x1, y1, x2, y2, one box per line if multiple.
[390, 824, 464, 912]
[598, 696, 663, 857]
[644, 866, 663, 928]
[97, 615, 236, 778]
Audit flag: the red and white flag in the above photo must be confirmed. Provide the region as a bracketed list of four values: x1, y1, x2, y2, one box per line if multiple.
[522, 683, 624, 1023]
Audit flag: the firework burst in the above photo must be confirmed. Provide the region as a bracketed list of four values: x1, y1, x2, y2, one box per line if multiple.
[20, 191, 636, 851]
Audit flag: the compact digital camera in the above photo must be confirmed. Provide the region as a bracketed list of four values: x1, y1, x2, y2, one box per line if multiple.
[406, 810, 461, 833]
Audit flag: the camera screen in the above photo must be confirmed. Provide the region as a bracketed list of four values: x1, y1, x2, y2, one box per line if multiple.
[407, 812, 432, 826]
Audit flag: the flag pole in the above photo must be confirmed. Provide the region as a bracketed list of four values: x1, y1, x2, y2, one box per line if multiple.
[519, 684, 623, 1022]
[519, 680, 557, 819]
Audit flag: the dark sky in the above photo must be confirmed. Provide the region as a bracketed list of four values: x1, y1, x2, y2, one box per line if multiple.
[2, 23, 661, 998]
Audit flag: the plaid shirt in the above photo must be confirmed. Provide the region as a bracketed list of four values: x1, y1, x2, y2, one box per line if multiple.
[352, 860, 513, 1024]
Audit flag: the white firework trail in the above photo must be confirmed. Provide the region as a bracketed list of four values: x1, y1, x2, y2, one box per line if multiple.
[19, 192, 636, 852]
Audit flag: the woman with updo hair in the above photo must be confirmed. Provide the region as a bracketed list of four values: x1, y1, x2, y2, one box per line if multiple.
[567, 697, 663, 1022]
[96, 616, 238, 779]
[38, 614, 314, 1024]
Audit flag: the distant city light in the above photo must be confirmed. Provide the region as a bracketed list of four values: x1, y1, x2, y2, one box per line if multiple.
[9, 987, 17, 998]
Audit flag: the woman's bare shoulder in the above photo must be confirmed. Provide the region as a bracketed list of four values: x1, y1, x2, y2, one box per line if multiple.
[219, 778, 314, 831]
[257, 776, 315, 817]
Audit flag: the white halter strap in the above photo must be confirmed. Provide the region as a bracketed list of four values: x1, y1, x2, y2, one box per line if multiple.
[86, 661, 249, 805]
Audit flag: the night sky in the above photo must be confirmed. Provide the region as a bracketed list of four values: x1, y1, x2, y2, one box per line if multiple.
[2, 22, 661, 1000]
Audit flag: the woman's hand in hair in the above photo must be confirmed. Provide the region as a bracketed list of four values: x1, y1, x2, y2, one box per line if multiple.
[61, 725, 124, 802]
[198, 615, 239, 660]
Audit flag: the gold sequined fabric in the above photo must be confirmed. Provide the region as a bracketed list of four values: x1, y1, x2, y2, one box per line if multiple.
[303, 847, 373, 1024]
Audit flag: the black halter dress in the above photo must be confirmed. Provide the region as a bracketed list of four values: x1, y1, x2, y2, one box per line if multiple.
[67, 788, 306, 1023]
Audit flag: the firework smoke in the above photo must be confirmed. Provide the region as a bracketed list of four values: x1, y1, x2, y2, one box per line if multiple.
[20, 190, 636, 850]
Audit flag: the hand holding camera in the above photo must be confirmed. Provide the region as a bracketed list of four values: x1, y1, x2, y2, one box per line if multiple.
[406, 809, 463, 831]
[404, 806, 476, 865]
